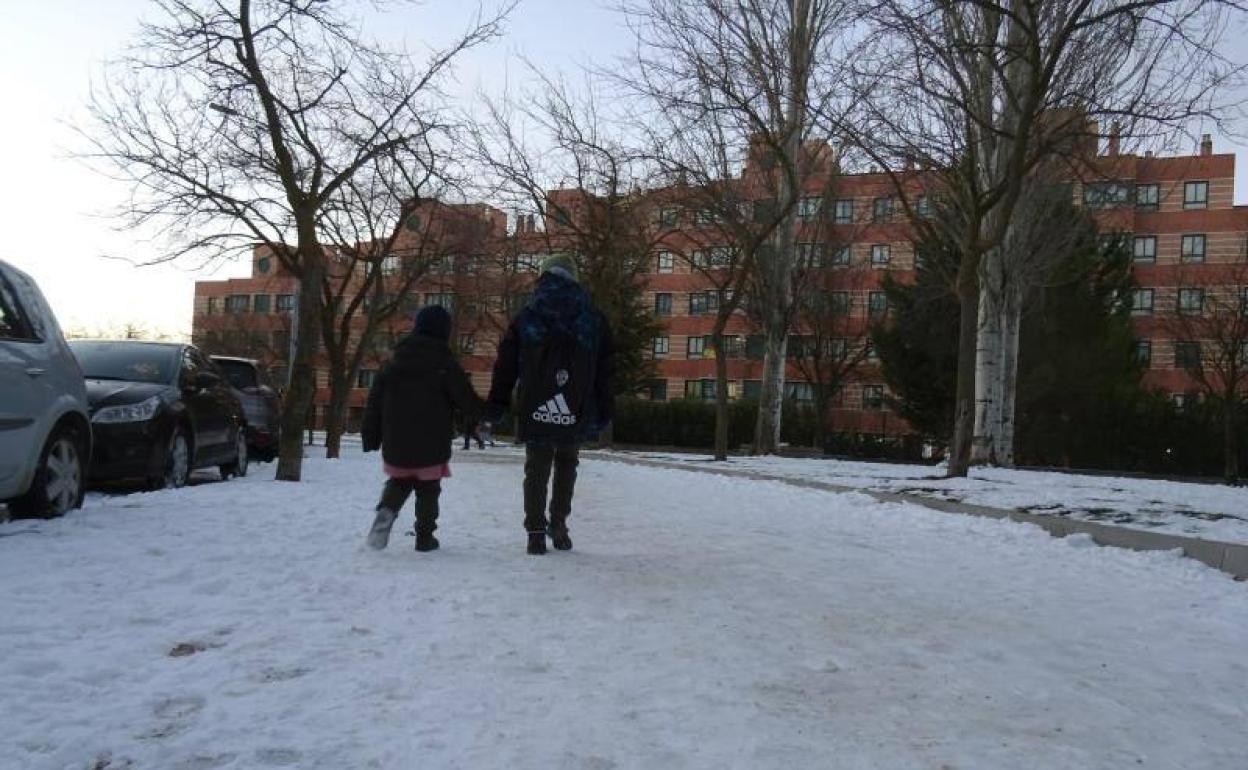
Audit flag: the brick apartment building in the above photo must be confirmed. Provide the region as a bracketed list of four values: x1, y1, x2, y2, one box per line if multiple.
[191, 136, 1248, 440]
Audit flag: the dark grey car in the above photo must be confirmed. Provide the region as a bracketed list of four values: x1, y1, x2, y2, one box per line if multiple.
[210, 356, 282, 462]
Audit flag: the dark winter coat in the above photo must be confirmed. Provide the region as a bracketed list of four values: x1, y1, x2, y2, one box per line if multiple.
[487, 272, 615, 442]
[361, 333, 482, 467]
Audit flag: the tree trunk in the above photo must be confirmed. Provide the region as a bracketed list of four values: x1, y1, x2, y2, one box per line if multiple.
[972, 247, 1006, 466]
[323, 368, 349, 460]
[1224, 396, 1240, 485]
[997, 286, 1023, 467]
[947, 253, 979, 478]
[711, 322, 732, 461]
[275, 244, 323, 482]
[753, 332, 789, 454]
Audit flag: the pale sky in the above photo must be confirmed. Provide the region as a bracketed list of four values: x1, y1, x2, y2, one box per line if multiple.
[1, 1, 1245, 338]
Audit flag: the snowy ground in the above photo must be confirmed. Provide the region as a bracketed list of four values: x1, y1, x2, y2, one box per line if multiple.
[2, 446, 1246, 770]
[621, 451, 1248, 545]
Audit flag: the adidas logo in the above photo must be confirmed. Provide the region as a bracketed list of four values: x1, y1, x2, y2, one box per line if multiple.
[532, 393, 578, 425]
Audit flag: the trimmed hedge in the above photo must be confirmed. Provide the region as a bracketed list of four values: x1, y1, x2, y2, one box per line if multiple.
[612, 397, 821, 452]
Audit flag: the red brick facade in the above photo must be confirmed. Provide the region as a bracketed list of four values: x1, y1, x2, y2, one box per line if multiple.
[191, 140, 1247, 437]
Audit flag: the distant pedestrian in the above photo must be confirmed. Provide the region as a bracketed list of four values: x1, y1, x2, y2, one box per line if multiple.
[485, 254, 614, 555]
[361, 305, 482, 552]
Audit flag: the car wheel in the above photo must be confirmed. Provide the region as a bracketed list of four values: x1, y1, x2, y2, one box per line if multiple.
[10, 426, 85, 519]
[221, 428, 248, 479]
[160, 428, 191, 489]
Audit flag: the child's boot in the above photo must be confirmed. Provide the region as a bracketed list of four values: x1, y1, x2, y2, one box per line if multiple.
[367, 508, 399, 550]
[415, 492, 440, 552]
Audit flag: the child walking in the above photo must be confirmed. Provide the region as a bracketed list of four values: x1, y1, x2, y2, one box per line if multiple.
[361, 305, 482, 551]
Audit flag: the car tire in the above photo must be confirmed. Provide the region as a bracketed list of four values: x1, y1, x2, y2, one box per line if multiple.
[221, 427, 249, 480]
[154, 427, 191, 490]
[10, 425, 86, 519]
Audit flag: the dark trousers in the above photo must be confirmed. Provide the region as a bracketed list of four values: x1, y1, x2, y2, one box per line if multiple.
[377, 478, 441, 536]
[523, 443, 579, 534]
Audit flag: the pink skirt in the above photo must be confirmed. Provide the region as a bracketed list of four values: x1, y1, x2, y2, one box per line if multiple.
[384, 462, 452, 481]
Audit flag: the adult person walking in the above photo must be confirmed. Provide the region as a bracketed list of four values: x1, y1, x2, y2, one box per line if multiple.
[485, 254, 614, 555]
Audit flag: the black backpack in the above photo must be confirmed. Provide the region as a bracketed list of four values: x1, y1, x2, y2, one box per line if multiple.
[518, 329, 596, 441]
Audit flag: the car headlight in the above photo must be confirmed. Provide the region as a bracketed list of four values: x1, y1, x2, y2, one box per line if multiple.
[93, 395, 162, 424]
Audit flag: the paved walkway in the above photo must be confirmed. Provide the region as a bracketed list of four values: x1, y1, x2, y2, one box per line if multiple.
[583, 450, 1248, 580]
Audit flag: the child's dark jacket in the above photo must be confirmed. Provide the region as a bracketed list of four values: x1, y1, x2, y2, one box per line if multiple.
[361, 333, 481, 467]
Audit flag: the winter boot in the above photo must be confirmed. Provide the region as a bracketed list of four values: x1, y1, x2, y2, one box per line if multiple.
[367, 508, 399, 550]
[548, 521, 573, 551]
[415, 533, 440, 552]
[527, 532, 547, 555]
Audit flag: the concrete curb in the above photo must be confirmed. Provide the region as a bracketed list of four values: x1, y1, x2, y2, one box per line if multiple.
[584, 452, 1248, 581]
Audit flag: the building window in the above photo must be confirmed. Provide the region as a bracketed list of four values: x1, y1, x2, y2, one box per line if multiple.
[252, 294, 271, 314]
[654, 293, 672, 316]
[276, 294, 295, 314]
[1130, 288, 1154, 316]
[256, 256, 271, 274]
[868, 291, 888, 318]
[796, 243, 824, 268]
[1181, 234, 1206, 263]
[652, 335, 669, 359]
[684, 379, 716, 401]
[833, 199, 854, 224]
[1241, 287, 1248, 317]
[830, 291, 851, 316]
[826, 338, 848, 360]
[356, 369, 377, 389]
[828, 245, 850, 266]
[743, 380, 762, 400]
[864, 341, 879, 362]
[424, 293, 453, 310]
[798, 196, 822, 221]
[1134, 340, 1152, 368]
[1183, 181, 1208, 209]
[1177, 288, 1205, 316]
[694, 208, 720, 226]
[1174, 341, 1201, 369]
[870, 244, 891, 266]
[458, 334, 475, 355]
[863, 384, 884, 410]
[1172, 392, 1196, 411]
[693, 246, 735, 269]
[1132, 236, 1157, 264]
[381, 255, 402, 276]
[1136, 183, 1160, 210]
[745, 335, 765, 360]
[648, 379, 668, 401]
[656, 251, 675, 273]
[658, 207, 679, 228]
[872, 197, 893, 222]
[1083, 182, 1131, 209]
[915, 195, 934, 218]
[784, 381, 813, 403]
[686, 335, 707, 359]
[206, 296, 217, 316]
[721, 335, 746, 359]
[689, 291, 719, 316]
[224, 294, 250, 314]
[787, 335, 815, 359]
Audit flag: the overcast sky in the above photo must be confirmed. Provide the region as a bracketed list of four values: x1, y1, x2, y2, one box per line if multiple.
[1, 1, 1245, 338]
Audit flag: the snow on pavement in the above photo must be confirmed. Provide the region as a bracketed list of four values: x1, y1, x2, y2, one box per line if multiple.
[623, 451, 1248, 545]
[2, 447, 1246, 769]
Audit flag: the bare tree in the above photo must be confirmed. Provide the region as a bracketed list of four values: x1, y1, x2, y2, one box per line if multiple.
[81, 0, 508, 480]
[788, 262, 875, 450]
[618, 0, 854, 455]
[844, 0, 1242, 476]
[1162, 253, 1248, 484]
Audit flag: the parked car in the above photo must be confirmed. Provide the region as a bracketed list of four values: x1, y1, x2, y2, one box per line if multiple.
[0, 260, 92, 518]
[210, 355, 282, 462]
[68, 340, 248, 488]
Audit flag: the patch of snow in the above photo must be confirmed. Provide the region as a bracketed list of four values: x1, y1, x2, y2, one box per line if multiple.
[618, 452, 1248, 545]
[1, 446, 1245, 769]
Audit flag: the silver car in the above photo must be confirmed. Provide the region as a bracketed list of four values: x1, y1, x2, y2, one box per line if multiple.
[0, 260, 91, 518]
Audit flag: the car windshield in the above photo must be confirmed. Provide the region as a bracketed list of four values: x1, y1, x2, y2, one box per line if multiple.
[70, 341, 179, 385]
[214, 359, 259, 390]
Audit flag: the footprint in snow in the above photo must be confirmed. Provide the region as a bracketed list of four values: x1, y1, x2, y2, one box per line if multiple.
[252, 666, 312, 683]
[255, 748, 302, 766]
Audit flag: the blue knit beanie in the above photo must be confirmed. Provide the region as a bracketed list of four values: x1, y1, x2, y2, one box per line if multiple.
[413, 305, 452, 342]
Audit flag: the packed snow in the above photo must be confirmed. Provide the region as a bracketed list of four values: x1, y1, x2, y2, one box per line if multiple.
[2, 445, 1246, 769]
[621, 451, 1248, 545]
